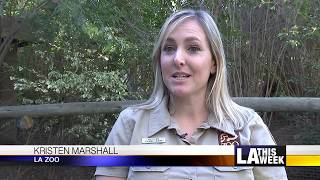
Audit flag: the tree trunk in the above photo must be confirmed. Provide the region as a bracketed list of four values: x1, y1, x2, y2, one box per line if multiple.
[0, 44, 18, 144]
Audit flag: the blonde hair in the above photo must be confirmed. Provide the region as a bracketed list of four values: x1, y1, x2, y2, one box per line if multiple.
[137, 9, 252, 129]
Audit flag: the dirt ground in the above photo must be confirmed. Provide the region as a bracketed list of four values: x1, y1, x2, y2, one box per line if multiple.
[0, 166, 95, 180]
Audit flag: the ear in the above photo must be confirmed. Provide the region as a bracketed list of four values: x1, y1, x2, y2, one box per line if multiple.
[210, 62, 217, 74]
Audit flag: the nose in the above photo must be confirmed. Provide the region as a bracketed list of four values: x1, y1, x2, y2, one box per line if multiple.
[173, 48, 185, 67]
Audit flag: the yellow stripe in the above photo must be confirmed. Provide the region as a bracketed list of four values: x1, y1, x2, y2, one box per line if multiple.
[287, 155, 320, 166]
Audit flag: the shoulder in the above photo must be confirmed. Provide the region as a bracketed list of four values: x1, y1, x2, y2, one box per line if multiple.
[114, 106, 153, 132]
[117, 106, 150, 124]
[238, 109, 276, 145]
[237, 107, 268, 133]
[235, 106, 263, 128]
[106, 107, 150, 145]
[245, 110, 266, 129]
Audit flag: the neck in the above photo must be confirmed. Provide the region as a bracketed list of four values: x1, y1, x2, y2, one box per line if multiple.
[169, 93, 209, 125]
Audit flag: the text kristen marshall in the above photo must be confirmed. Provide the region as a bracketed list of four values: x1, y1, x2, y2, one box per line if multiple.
[33, 146, 118, 155]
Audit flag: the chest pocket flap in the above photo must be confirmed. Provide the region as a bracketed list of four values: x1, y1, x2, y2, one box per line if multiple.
[128, 167, 170, 180]
[213, 166, 254, 180]
[131, 166, 170, 172]
[214, 166, 253, 172]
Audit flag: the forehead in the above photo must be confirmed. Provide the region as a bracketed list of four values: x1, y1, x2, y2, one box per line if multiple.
[165, 18, 207, 41]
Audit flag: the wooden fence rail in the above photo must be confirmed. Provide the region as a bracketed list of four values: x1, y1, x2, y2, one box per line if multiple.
[0, 97, 320, 118]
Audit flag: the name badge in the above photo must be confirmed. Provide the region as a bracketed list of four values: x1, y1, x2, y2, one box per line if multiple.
[141, 137, 166, 144]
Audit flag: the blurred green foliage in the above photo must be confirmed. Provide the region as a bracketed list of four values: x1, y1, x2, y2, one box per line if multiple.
[0, 1, 319, 179]
[1, 0, 319, 145]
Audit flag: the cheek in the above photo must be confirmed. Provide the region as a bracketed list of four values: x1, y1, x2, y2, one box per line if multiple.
[160, 56, 171, 76]
[192, 57, 212, 75]
[194, 64, 213, 82]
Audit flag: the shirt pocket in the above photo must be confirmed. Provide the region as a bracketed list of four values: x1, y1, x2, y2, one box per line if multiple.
[127, 166, 170, 180]
[213, 166, 254, 180]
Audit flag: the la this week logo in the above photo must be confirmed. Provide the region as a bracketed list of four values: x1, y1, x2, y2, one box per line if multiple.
[235, 145, 286, 166]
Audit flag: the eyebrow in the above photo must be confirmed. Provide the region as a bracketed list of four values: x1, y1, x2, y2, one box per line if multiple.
[165, 36, 201, 43]
[184, 37, 201, 42]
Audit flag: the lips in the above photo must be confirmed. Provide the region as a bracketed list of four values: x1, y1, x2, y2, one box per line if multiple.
[172, 72, 191, 80]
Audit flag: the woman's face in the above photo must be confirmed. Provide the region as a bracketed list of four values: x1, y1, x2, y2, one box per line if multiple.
[160, 19, 215, 98]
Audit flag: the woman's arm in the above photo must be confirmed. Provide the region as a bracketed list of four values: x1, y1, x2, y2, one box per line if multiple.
[248, 113, 288, 180]
[96, 175, 125, 180]
[95, 109, 135, 178]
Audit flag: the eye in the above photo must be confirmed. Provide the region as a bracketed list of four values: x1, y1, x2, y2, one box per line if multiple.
[188, 46, 200, 53]
[163, 45, 176, 53]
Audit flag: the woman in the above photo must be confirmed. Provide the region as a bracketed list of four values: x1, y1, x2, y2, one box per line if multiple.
[96, 9, 287, 180]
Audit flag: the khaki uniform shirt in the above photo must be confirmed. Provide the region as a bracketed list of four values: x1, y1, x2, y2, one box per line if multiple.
[95, 97, 287, 180]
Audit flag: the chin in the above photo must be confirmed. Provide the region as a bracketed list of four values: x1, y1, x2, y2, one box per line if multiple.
[170, 89, 191, 97]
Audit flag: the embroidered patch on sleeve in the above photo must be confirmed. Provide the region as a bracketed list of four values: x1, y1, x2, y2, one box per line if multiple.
[218, 131, 240, 145]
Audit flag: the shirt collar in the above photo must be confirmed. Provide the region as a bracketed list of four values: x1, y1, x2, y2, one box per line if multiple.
[147, 97, 236, 137]
[148, 97, 171, 137]
[206, 113, 237, 137]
